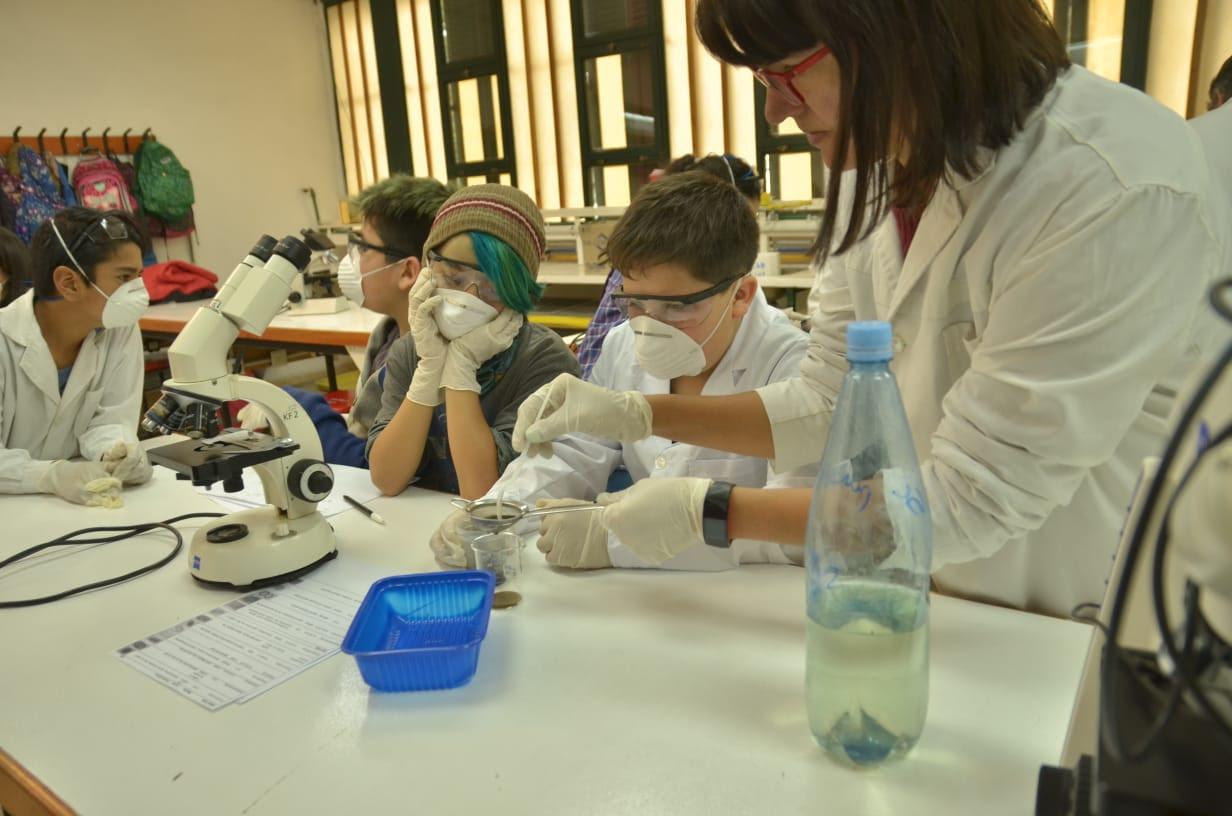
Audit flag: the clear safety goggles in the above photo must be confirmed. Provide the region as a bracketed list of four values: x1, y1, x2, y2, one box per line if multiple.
[347, 233, 410, 266]
[67, 214, 132, 256]
[426, 249, 501, 306]
[611, 274, 744, 329]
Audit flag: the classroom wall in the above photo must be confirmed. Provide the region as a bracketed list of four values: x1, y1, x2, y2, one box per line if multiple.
[0, 0, 345, 277]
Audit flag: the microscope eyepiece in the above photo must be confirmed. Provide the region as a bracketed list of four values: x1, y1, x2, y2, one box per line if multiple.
[250, 235, 278, 263]
[273, 235, 312, 272]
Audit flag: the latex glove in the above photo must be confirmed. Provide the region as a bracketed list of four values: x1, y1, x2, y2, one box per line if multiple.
[100, 441, 153, 486]
[407, 274, 448, 406]
[513, 374, 653, 458]
[536, 498, 611, 569]
[596, 477, 711, 565]
[428, 509, 477, 569]
[236, 402, 270, 431]
[37, 460, 123, 508]
[440, 310, 524, 393]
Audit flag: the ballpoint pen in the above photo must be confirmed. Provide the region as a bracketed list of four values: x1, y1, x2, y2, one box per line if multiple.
[343, 494, 386, 525]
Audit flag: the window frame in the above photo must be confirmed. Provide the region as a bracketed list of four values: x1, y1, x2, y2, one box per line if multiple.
[569, 0, 670, 205]
[428, 0, 518, 184]
[753, 83, 822, 200]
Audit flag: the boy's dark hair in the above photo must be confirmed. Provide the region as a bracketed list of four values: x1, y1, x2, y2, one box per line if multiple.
[0, 227, 31, 307]
[1210, 55, 1232, 107]
[605, 171, 758, 285]
[30, 208, 151, 298]
[351, 175, 455, 260]
[665, 153, 761, 202]
[696, 0, 1069, 262]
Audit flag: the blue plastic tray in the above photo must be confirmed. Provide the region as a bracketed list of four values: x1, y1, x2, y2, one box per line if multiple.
[341, 571, 495, 692]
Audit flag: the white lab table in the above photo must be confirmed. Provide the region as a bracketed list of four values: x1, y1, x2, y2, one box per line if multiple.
[0, 470, 1091, 815]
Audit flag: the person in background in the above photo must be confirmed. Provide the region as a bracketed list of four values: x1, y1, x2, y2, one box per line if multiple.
[430, 172, 812, 570]
[514, 0, 1228, 618]
[0, 208, 154, 506]
[1207, 55, 1232, 110]
[0, 227, 30, 307]
[239, 175, 453, 468]
[1191, 55, 1232, 219]
[574, 153, 761, 379]
[366, 184, 580, 499]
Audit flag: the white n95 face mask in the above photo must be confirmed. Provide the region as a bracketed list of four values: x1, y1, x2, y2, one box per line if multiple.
[337, 252, 400, 308]
[435, 288, 499, 340]
[630, 284, 740, 379]
[97, 278, 150, 328]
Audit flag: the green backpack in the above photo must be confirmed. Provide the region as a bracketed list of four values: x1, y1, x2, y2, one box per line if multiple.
[135, 139, 194, 222]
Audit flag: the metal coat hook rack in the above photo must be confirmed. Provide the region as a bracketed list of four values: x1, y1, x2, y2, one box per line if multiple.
[0, 126, 157, 156]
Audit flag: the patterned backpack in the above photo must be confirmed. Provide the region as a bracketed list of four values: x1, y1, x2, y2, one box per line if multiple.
[72, 153, 137, 213]
[7, 144, 64, 243]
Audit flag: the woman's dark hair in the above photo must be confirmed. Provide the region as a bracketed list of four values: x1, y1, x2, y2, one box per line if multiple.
[0, 227, 31, 307]
[665, 153, 761, 202]
[695, 0, 1069, 260]
[29, 207, 151, 298]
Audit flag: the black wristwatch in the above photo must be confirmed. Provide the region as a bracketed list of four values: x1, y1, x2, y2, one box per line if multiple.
[701, 481, 735, 548]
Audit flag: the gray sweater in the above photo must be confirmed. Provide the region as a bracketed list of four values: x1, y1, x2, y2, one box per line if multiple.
[365, 321, 580, 493]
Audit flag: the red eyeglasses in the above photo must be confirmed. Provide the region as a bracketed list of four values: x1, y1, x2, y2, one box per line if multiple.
[753, 44, 832, 107]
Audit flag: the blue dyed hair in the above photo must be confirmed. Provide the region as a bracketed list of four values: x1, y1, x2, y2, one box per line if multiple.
[469, 230, 544, 314]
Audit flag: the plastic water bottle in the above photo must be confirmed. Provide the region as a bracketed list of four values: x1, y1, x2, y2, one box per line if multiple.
[805, 321, 932, 768]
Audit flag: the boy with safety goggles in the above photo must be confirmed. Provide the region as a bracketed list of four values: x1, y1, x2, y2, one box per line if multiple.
[0, 208, 153, 507]
[365, 184, 579, 499]
[429, 172, 813, 571]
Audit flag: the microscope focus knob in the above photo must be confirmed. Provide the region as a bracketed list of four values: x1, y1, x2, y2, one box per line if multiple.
[288, 460, 334, 504]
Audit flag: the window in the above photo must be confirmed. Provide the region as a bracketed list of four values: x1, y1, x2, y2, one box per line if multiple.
[753, 84, 824, 202]
[429, 0, 517, 184]
[1049, 0, 1153, 89]
[570, 0, 669, 206]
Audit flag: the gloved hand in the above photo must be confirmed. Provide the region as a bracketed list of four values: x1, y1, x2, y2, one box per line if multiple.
[441, 310, 523, 392]
[100, 441, 153, 486]
[236, 402, 270, 431]
[536, 498, 611, 569]
[428, 509, 478, 569]
[407, 273, 448, 406]
[37, 460, 123, 508]
[596, 477, 711, 565]
[513, 374, 654, 458]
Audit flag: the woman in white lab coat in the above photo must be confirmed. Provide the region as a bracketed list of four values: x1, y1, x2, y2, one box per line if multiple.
[0, 208, 154, 506]
[513, 0, 1230, 617]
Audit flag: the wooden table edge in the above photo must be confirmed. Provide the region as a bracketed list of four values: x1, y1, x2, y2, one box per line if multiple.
[0, 745, 74, 816]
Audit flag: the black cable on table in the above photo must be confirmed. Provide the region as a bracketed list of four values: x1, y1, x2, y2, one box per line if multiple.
[0, 512, 223, 608]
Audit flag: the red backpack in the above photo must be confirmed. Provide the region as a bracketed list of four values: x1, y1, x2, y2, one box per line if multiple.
[72, 154, 137, 212]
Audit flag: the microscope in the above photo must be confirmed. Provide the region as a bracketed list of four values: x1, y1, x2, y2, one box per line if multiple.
[1036, 281, 1232, 815]
[142, 235, 338, 589]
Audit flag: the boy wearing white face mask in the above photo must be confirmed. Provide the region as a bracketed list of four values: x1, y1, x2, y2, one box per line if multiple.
[366, 184, 579, 499]
[429, 173, 814, 570]
[240, 175, 453, 468]
[0, 208, 153, 506]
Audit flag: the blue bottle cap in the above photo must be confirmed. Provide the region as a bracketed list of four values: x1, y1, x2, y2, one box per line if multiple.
[847, 321, 893, 362]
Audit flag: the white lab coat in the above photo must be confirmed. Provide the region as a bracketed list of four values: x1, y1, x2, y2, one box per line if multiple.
[0, 290, 144, 492]
[756, 67, 1230, 617]
[491, 289, 815, 570]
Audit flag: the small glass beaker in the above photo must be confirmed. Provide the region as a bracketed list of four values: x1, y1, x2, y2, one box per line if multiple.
[471, 531, 523, 609]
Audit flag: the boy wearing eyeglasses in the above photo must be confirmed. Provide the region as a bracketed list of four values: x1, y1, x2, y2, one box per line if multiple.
[429, 172, 813, 571]
[0, 208, 153, 506]
[239, 175, 453, 468]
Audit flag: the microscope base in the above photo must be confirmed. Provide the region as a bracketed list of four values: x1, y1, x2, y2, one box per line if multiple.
[188, 505, 337, 589]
